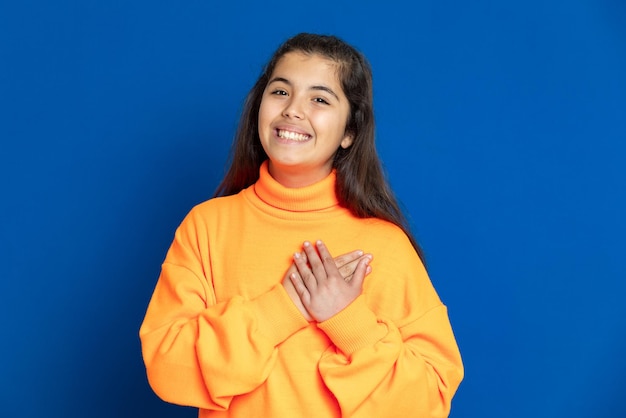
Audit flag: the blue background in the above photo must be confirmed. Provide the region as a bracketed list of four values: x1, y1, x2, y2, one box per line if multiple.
[2, 1, 625, 417]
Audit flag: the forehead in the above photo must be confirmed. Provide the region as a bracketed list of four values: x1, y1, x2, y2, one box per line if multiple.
[271, 52, 342, 86]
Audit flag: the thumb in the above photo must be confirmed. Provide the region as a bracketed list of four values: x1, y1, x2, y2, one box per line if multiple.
[349, 255, 372, 288]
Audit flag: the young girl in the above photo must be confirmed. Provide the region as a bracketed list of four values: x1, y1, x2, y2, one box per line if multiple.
[140, 33, 463, 417]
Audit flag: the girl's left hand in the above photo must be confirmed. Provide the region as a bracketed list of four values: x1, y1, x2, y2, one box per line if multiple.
[290, 240, 372, 322]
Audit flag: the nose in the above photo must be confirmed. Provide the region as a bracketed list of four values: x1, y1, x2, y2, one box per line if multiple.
[282, 98, 304, 119]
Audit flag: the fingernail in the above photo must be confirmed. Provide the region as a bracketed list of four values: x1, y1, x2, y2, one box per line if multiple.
[303, 241, 311, 247]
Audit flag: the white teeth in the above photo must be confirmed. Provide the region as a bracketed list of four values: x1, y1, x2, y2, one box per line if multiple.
[278, 129, 310, 141]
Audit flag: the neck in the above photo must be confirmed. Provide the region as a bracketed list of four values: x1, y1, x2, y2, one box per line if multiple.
[267, 162, 332, 188]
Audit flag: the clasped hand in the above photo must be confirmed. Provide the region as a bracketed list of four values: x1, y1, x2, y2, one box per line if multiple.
[282, 240, 372, 322]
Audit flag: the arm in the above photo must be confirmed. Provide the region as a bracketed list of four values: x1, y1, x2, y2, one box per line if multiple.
[290, 240, 464, 417]
[139, 209, 309, 410]
[139, 211, 371, 411]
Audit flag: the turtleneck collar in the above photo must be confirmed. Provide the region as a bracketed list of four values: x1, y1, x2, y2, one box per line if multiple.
[250, 160, 340, 213]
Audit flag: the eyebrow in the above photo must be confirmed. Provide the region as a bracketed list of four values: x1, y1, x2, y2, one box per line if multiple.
[268, 77, 341, 101]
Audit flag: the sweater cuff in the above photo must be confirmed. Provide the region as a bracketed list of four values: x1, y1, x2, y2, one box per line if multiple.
[249, 285, 309, 346]
[317, 296, 387, 356]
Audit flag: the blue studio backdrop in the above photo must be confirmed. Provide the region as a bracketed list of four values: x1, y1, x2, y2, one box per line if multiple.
[1, 1, 625, 417]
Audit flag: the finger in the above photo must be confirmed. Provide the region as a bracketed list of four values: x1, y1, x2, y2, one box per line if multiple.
[294, 251, 317, 290]
[294, 250, 308, 263]
[333, 250, 364, 270]
[343, 263, 372, 282]
[302, 241, 327, 280]
[338, 253, 372, 279]
[314, 240, 340, 273]
[286, 272, 313, 322]
[348, 255, 372, 288]
[292, 250, 309, 267]
[289, 272, 310, 300]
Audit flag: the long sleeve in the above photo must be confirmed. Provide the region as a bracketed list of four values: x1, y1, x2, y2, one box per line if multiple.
[317, 236, 464, 417]
[139, 165, 463, 417]
[139, 207, 309, 411]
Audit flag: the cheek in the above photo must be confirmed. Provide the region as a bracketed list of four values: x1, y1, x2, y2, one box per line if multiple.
[257, 105, 270, 137]
[327, 114, 350, 140]
[258, 101, 266, 124]
[258, 101, 275, 131]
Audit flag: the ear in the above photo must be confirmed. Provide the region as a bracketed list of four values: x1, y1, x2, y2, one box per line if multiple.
[340, 133, 354, 149]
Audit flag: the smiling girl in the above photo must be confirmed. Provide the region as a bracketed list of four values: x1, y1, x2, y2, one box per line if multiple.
[140, 33, 463, 417]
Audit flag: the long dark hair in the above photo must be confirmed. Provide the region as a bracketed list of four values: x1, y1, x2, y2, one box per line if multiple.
[214, 33, 425, 263]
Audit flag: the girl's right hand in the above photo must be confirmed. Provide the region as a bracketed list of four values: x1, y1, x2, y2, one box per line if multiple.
[281, 249, 372, 321]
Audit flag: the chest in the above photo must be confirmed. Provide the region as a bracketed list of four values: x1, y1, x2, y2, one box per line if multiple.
[206, 215, 364, 302]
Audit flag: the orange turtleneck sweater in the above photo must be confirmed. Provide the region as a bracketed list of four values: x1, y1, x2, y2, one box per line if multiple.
[139, 161, 463, 418]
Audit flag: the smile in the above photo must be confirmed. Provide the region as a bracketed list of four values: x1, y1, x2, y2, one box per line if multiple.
[277, 129, 311, 142]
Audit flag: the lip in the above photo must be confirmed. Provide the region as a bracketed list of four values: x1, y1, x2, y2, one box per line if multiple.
[273, 124, 312, 143]
[273, 124, 311, 137]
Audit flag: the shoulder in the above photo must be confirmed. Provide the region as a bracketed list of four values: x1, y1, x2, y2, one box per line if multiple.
[361, 217, 412, 244]
[179, 193, 245, 229]
[191, 193, 242, 213]
[193, 188, 255, 214]
[349, 217, 418, 262]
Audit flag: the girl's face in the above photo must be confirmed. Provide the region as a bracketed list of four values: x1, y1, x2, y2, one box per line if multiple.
[258, 51, 353, 188]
